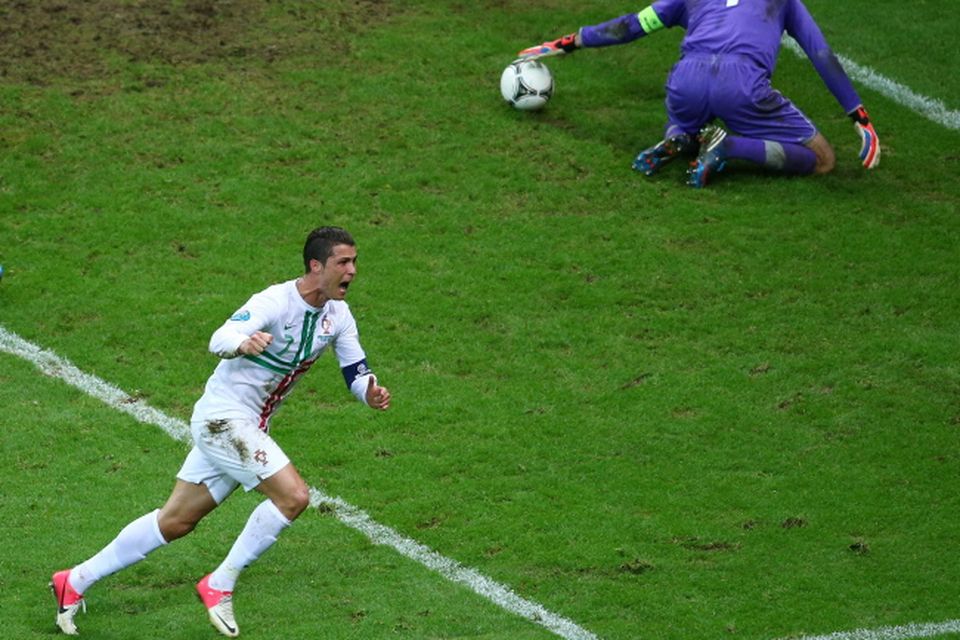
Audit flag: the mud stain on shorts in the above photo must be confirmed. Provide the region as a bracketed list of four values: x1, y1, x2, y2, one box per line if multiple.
[204, 419, 250, 462]
[206, 419, 230, 434]
[231, 437, 250, 462]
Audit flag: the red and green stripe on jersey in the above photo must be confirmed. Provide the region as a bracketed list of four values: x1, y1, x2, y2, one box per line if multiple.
[241, 309, 327, 430]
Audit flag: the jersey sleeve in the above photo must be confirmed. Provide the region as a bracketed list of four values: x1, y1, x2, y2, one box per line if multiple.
[208, 290, 279, 359]
[332, 307, 374, 405]
[785, 0, 862, 113]
[649, 0, 687, 29]
[579, 1, 683, 48]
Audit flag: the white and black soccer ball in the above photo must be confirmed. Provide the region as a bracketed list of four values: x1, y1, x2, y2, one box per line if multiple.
[500, 60, 553, 111]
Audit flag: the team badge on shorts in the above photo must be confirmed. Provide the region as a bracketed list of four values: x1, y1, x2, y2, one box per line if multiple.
[254, 449, 268, 465]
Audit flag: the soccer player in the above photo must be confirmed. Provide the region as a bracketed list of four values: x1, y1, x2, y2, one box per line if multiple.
[50, 226, 392, 637]
[516, 0, 881, 187]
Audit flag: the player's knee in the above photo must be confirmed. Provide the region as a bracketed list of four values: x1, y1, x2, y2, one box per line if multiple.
[814, 150, 835, 174]
[291, 484, 310, 516]
[276, 483, 310, 520]
[157, 511, 199, 541]
[808, 134, 835, 174]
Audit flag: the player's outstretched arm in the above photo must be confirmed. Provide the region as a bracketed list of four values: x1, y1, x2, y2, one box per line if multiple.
[849, 105, 880, 169]
[517, 33, 580, 61]
[515, 8, 667, 61]
[365, 376, 391, 411]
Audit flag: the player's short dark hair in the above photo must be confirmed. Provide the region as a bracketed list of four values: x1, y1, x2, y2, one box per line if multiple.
[303, 226, 355, 272]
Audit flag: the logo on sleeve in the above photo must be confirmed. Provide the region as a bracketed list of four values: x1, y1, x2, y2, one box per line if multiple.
[230, 310, 251, 321]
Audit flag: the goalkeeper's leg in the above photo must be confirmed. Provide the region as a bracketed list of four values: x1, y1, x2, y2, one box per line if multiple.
[721, 135, 823, 175]
[713, 64, 836, 175]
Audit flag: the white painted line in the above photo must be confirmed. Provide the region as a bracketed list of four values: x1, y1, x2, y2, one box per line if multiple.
[5, 324, 957, 640]
[785, 620, 960, 640]
[0, 328, 191, 443]
[309, 488, 598, 640]
[0, 326, 598, 640]
[783, 37, 960, 130]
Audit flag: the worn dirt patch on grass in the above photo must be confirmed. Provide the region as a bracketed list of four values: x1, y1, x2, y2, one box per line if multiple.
[0, 0, 393, 85]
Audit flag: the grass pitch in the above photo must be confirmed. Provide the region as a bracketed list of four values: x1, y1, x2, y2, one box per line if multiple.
[1, 1, 959, 639]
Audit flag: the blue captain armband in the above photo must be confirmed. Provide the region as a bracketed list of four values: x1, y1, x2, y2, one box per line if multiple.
[341, 359, 373, 388]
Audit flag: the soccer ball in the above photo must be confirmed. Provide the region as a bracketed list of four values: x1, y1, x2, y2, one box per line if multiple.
[500, 60, 553, 111]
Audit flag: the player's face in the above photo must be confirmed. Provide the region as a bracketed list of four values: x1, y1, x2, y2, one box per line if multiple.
[316, 243, 357, 300]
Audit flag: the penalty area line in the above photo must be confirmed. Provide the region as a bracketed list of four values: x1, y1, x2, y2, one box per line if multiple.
[0, 325, 598, 640]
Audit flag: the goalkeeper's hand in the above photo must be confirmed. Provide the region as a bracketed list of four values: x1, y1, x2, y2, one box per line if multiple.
[516, 33, 579, 61]
[849, 105, 880, 169]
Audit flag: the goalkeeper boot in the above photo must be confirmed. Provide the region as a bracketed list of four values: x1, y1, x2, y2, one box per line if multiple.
[632, 133, 696, 176]
[687, 125, 729, 188]
[197, 574, 239, 637]
[50, 569, 86, 635]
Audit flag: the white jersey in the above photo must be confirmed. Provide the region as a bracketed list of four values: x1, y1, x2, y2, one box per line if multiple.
[190, 279, 373, 430]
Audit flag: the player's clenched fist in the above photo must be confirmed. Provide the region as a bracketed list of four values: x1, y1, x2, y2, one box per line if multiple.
[238, 331, 273, 356]
[365, 376, 391, 411]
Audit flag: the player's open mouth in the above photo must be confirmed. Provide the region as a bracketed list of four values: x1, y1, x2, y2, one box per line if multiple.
[339, 281, 350, 294]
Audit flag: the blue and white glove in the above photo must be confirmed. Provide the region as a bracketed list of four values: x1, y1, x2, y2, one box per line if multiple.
[849, 105, 880, 169]
[517, 33, 579, 61]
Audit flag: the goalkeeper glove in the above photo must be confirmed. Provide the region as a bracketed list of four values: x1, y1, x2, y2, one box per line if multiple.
[517, 33, 579, 61]
[849, 105, 880, 169]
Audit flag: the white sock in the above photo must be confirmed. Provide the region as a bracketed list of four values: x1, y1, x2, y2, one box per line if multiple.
[70, 509, 168, 594]
[208, 500, 291, 592]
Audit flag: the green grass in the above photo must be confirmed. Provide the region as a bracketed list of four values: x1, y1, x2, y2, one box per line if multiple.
[1, 1, 959, 639]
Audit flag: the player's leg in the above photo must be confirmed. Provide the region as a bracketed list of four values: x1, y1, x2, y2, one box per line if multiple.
[157, 478, 222, 539]
[204, 464, 306, 594]
[714, 124, 834, 175]
[633, 58, 709, 176]
[691, 60, 825, 186]
[69, 482, 214, 587]
[252, 460, 311, 521]
[715, 134, 818, 171]
[51, 510, 169, 638]
[192, 419, 297, 637]
[50, 448, 227, 635]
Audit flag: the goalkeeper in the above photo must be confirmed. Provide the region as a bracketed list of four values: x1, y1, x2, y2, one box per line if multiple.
[516, 0, 880, 188]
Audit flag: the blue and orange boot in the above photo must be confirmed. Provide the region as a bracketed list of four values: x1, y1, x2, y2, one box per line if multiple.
[687, 125, 729, 188]
[632, 133, 697, 176]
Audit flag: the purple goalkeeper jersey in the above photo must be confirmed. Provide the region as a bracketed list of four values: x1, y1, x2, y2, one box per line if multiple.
[580, 0, 861, 113]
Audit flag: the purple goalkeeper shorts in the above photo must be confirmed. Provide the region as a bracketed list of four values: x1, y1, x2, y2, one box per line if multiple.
[664, 54, 818, 144]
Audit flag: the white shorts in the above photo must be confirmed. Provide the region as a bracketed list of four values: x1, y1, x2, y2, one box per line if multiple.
[177, 418, 291, 504]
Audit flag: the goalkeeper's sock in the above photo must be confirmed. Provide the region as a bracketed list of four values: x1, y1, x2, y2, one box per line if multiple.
[725, 136, 816, 174]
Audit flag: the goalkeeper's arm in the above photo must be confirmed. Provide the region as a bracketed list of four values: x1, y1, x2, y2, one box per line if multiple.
[516, 6, 666, 61]
[785, 2, 880, 169]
